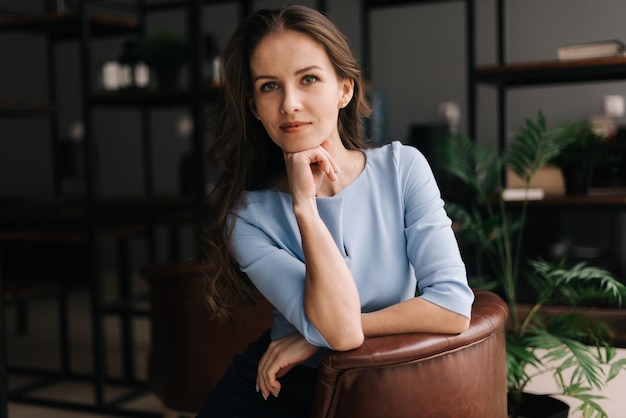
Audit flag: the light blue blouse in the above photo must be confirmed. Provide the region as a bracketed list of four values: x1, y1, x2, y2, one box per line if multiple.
[230, 141, 474, 354]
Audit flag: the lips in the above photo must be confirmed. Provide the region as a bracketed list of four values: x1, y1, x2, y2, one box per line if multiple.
[279, 121, 310, 133]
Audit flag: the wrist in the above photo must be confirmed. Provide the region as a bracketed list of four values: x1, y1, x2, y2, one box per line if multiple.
[292, 197, 319, 221]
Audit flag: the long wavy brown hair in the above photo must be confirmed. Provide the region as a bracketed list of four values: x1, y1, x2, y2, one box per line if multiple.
[202, 5, 373, 322]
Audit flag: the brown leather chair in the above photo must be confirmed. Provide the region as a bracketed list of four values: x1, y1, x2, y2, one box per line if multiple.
[311, 289, 509, 418]
[143, 262, 508, 417]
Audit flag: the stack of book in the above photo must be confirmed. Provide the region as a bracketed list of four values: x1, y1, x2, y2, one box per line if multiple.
[557, 40, 626, 60]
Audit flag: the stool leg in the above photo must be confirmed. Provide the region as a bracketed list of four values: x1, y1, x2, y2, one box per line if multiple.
[16, 300, 27, 335]
[58, 287, 70, 373]
[117, 238, 134, 381]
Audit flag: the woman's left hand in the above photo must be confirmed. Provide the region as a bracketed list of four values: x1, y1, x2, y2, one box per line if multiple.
[256, 332, 319, 400]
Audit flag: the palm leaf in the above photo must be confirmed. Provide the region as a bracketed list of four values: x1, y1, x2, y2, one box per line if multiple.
[439, 133, 500, 200]
[528, 327, 607, 390]
[608, 358, 626, 382]
[529, 260, 626, 306]
[507, 112, 566, 184]
[563, 386, 608, 418]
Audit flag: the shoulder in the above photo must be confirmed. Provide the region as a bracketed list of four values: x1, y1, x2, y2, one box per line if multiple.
[230, 188, 296, 235]
[238, 188, 286, 218]
[365, 141, 430, 175]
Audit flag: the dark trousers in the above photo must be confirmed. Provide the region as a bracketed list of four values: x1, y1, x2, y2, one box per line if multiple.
[196, 330, 318, 418]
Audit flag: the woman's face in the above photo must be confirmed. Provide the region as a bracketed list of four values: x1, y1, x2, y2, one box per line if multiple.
[249, 30, 353, 153]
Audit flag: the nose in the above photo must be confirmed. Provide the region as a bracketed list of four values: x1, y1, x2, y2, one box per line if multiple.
[280, 86, 302, 114]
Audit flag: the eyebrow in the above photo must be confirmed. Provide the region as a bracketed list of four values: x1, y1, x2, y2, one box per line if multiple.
[253, 65, 323, 83]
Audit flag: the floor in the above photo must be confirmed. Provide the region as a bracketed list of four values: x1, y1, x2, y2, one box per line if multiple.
[5, 274, 168, 418]
[4, 280, 626, 418]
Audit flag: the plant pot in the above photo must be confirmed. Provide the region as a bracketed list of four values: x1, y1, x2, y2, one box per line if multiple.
[508, 393, 569, 418]
[561, 167, 591, 196]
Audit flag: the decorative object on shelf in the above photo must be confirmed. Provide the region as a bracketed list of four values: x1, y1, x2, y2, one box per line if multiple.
[117, 40, 149, 89]
[176, 114, 197, 196]
[548, 119, 609, 196]
[438, 101, 461, 134]
[204, 32, 221, 85]
[56, 120, 85, 196]
[439, 112, 626, 418]
[99, 58, 149, 91]
[45, 0, 76, 13]
[137, 30, 188, 89]
[557, 39, 626, 61]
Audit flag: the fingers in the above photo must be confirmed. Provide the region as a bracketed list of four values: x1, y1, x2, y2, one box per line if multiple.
[255, 333, 319, 401]
[312, 160, 338, 182]
[284, 145, 340, 186]
[315, 146, 340, 182]
[256, 341, 282, 399]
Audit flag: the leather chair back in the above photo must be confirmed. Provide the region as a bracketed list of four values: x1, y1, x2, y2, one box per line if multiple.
[311, 290, 509, 418]
[144, 262, 508, 417]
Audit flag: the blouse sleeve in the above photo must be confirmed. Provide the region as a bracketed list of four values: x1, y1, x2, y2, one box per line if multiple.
[396, 142, 474, 318]
[230, 210, 333, 348]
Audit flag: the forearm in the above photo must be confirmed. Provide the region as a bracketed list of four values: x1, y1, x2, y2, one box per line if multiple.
[361, 297, 470, 337]
[294, 199, 363, 351]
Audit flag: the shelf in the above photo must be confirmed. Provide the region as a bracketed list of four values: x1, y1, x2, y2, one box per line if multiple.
[362, 0, 462, 7]
[0, 99, 53, 117]
[0, 12, 138, 39]
[90, 84, 220, 107]
[476, 56, 626, 87]
[504, 188, 626, 210]
[0, 194, 197, 243]
[0, 228, 144, 243]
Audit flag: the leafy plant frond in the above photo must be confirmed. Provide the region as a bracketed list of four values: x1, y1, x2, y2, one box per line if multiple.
[507, 112, 566, 184]
[608, 358, 626, 382]
[439, 133, 500, 201]
[529, 260, 626, 306]
[563, 385, 608, 418]
[439, 112, 625, 418]
[545, 312, 614, 347]
[506, 336, 541, 392]
[524, 327, 607, 391]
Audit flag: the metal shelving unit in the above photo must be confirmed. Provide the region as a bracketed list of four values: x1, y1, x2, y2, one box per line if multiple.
[0, 1, 326, 416]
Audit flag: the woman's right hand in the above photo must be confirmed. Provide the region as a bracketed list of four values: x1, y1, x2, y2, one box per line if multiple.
[283, 140, 340, 201]
[256, 332, 319, 400]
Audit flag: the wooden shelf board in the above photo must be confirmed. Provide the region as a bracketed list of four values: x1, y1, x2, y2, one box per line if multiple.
[0, 12, 138, 39]
[90, 84, 220, 106]
[0, 99, 53, 117]
[476, 56, 626, 87]
[0, 194, 197, 244]
[363, 0, 462, 7]
[0, 225, 146, 243]
[503, 188, 626, 209]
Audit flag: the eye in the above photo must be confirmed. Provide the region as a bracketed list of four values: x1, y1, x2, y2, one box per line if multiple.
[302, 75, 319, 85]
[260, 82, 279, 92]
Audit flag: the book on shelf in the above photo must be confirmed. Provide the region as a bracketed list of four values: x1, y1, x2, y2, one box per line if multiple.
[502, 188, 545, 202]
[557, 39, 626, 60]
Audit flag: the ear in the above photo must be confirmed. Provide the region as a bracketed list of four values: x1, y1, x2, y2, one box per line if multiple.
[249, 98, 258, 119]
[339, 78, 355, 108]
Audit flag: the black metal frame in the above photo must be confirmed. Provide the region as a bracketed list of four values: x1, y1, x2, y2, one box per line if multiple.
[1, 1, 326, 416]
[359, 0, 477, 139]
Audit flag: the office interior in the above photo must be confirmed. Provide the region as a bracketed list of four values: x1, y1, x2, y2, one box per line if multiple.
[1, 0, 626, 417]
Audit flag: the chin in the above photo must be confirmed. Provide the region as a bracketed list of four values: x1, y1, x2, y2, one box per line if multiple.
[275, 138, 323, 153]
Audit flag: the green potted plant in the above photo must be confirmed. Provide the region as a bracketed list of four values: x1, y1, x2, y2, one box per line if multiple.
[548, 119, 608, 195]
[439, 112, 626, 418]
[137, 30, 188, 89]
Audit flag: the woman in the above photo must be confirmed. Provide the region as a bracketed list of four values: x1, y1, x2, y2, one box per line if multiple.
[199, 5, 474, 417]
